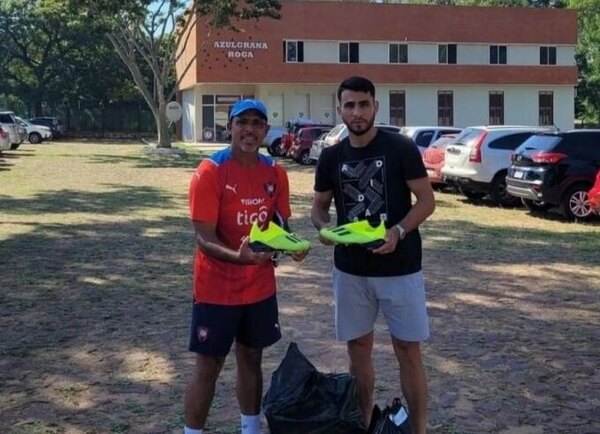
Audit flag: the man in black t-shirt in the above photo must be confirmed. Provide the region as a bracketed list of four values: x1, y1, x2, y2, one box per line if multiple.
[311, 76, 435, 434]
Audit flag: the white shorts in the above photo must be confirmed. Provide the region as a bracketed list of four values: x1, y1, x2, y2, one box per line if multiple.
[332, 267, 430, 342]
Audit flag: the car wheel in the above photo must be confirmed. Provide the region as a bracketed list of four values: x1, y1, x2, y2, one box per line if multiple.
[490, 171, 520, 206]
[10, 143, 20, 150]
[29, 132, 42, 144]
[299, 150, 312, 165]
[268, 139, 281, 156]
[522, 199, 552, 213]
[274, 140, 286, 157]
[561, 184, 593, 221]
[459, 187, 485, 200]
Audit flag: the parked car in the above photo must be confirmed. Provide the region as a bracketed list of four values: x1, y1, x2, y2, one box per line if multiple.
[400, 126, 463, 154]
[308, 131, 331, 163]
[279, 118, 332, 157]
[0, 126, 11, 151]
[288, 126, 332, 165]
[589, 169, 600, 214]
[318, 123, 403, 158]
[263, 125, 288, 156]
[506, 130, 600, 220]
[0, 110, 25, 149]
[15, 116, 52, 144]
[441, 125, 554, 205]
[29, 116, 66, 138]
[422, 133, 460, 186]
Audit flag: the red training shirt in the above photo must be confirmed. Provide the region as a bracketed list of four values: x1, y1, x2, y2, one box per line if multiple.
[188, 148, 291, 305]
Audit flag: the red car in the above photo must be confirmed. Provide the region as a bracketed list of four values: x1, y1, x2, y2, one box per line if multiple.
[279, 119, 331, 157]
[288, 126, 332, 165]
[589, 169, 600, 214]
[422, 133, 459, 185]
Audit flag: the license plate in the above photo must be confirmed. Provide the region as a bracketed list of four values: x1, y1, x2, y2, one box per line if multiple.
[513, 170, 524, 179]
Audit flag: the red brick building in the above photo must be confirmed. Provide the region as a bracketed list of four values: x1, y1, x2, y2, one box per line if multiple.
[176, 1, 577, 142]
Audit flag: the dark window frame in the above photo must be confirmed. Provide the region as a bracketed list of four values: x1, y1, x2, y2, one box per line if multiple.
[389, 43, 408, 64]
[489, 45, 507, 64]
[540, 46, 557, 65]
[438, 91, 454, 126]
[389, 91, 406, 127]
[489, 91, 504, 125]
[339, 42, 359, 63]
[539, 91, 554, 126]
[284, 40, 304, 63]
[438, 44, 457, 64]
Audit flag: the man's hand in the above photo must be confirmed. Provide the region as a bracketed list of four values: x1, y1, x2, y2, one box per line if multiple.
[371, 227, 400, 255]
[288, 247, 310, 262]
[237, 236, 273, 265]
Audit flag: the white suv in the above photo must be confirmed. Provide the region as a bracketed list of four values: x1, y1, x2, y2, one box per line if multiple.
[400, 126, 463, 154]
[15, 116, 53, 144]
[441, 125, 554, 204]
[0, 110, 25, 150]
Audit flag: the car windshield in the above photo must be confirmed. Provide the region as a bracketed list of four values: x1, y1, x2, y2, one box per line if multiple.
[515, 134, 562, 153]
[454, 128, 484, 147]
[328, 124, 346, 137]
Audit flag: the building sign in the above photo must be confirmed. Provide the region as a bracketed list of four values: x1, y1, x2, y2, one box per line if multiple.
[213, 41, 268, 59]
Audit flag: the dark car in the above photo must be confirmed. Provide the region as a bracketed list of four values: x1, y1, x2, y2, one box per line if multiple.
[29, 117, 66, 138]
[506, 130, 600, 220]
[288, 126, 332, 165]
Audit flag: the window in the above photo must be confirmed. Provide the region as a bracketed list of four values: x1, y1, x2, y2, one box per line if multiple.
[489, 133, 535, 150]
[438, 44, 457, 64]
[489, 91, 504, 125]
[389, 91, 406, 126]
[415, 131, 435, 148]
[389, 44, 408, 64]
[490, 45, 507, 64]
[339, 42, 359, 63]
[438, 91, 453, 126]
[540, 46, 557, 65]
[539, 91, 554, 125]
[284, 41, 304, 63]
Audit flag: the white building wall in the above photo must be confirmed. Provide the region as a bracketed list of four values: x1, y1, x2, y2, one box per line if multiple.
[184, 83, 574, 143]
[405, 43, 437, 64]
[459, 44, 490, 65]
[181, 90, 195, 142]
[304, 41, 338, 63]
[360, 42, 389, 64]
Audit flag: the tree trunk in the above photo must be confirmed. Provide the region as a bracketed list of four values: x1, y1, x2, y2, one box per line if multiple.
[156, 108, 171, 148]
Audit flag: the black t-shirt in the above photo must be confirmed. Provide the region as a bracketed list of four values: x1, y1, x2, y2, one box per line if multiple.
[314, 129, 427, 277]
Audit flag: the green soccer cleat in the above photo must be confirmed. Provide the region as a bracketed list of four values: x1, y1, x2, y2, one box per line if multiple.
[249, 221, 311, 253]
[319, 220, 386, 249]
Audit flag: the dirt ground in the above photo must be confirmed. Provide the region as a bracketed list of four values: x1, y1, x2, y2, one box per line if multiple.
[1, 144, 599, 433]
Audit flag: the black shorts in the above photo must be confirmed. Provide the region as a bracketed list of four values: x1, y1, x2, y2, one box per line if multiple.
[188, 294, 281, 357]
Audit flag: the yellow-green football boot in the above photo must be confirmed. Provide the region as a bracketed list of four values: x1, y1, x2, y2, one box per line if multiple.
[249, 221, 311, 253]
[320, 220, 386, 249]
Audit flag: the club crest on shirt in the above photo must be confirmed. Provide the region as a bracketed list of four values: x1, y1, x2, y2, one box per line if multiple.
[264, 182, 276, 197]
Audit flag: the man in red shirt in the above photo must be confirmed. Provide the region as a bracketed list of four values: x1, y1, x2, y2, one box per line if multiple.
[184, 99, 308, 434]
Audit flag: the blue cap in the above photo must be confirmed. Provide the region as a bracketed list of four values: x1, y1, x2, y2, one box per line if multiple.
[229, 99, 268, 121]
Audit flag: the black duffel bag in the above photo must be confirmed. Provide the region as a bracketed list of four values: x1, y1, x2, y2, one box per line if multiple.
[262, 342, 366, 434]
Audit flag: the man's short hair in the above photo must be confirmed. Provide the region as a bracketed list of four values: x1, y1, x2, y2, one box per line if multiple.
[337, 76, 376, 102]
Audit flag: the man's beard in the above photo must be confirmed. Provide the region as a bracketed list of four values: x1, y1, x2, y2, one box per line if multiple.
[344, 116, 375, 136]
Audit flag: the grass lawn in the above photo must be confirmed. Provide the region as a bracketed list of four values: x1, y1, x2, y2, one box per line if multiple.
[1, 141, 599, 434]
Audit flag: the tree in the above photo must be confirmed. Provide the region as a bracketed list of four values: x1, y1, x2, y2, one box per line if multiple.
[76, 0, 281, 148]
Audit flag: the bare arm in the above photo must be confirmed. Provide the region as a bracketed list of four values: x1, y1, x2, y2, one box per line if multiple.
[401, 177, 436, 232]
[311, 190, 335, 245]
[311, 190, 334, 230]
[192, 220, 272, 265]
[372, 177, 435, 255]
